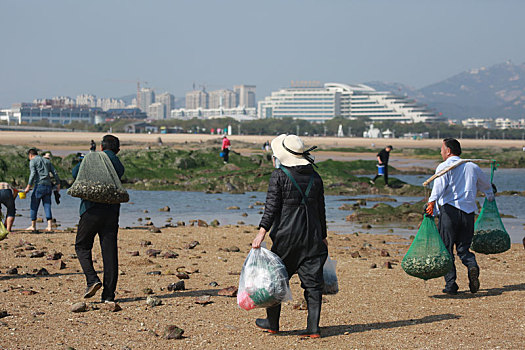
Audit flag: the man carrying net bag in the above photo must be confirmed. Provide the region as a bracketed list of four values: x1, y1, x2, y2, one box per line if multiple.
[423, 138, 496, 295]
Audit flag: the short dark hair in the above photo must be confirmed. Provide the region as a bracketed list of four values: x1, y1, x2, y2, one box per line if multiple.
[27, 148, 38, 156]
[386, 145, 393, 150]
[101, 135, 120, 154]
[443, 138, 461, 156]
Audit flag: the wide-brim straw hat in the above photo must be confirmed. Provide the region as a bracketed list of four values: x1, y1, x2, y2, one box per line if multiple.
[271, 134, 314, 167]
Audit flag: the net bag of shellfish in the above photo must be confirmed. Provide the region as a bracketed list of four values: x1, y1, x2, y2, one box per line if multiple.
[237, 247, 292, 310]
[0, 212, 8, 241]
[401, 215, 453, 280]
[471, 198, 510, 254]
[67, 151, 129, 204]
[322, 255, 339, 295]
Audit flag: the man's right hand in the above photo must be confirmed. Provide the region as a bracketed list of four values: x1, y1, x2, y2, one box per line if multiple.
[425, 201, 435, 215]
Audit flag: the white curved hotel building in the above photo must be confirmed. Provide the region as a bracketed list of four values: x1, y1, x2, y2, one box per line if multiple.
[257, 83, 443, 123]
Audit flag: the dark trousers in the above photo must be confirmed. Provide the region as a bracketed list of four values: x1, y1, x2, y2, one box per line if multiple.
[438, 204, 477, 289]
[266, 253, 327, 333]
[372, 166, 388, 185]
[75, 207, 119, 301]
[222, 148, 229, 162]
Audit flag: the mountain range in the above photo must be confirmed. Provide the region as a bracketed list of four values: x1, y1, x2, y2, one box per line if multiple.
[366, 61, 525, 119]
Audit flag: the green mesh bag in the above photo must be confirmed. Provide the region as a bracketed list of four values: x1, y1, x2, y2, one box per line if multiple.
[402, 215, 453, 280]
[67, 151, 129, 204]
[471, 198, 510, 254]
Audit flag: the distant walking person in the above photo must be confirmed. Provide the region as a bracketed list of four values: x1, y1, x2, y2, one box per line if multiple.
[24, 148, 60, 231]
[90, 140, 96, 152]
[370, 145, 393, 186]
[0, 182, 18, 233]
[73, 135, 124, 302]
[221, 135, 231, 163]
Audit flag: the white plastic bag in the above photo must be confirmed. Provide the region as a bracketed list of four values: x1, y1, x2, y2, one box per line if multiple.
[322, 255, 339, 295]
[237, 247, 292, 310]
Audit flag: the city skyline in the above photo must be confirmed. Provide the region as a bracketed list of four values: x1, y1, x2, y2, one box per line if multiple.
[1, 0, 525, 108]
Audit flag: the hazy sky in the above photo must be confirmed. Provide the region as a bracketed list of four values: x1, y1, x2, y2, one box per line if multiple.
[1, 0, 524, 107]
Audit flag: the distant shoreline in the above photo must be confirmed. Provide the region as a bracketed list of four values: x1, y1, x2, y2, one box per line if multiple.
[1, 131, 524, 150]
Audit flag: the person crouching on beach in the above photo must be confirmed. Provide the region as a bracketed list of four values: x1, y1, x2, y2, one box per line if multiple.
[252, 134, 328, 338]
[0, 182, 18, 232]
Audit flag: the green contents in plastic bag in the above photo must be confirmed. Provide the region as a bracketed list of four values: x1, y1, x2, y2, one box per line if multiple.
[250, 288, 276, 307]
[0, 211, 7, 241]
[471, 198, 510, 254]
[401, 215, 453, 280]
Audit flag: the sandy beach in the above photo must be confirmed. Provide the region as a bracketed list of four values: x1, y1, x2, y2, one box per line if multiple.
[0, 225, 523, 349]
[1, 131, 524, 150]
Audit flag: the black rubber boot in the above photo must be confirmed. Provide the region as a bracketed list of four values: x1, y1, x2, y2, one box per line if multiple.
[255, 304, 281, 333]
[300, 289, 322, 338]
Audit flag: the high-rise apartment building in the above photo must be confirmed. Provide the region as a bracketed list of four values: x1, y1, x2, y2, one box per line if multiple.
[186, 90, 208, 109]
[138, 88, 155, 112]
[156, 92, 175, 117]
[234, 85, 256, 108]
[148, 102, 165, 120]
[76, 94, 97, 107]
[209, 89, 237, 109]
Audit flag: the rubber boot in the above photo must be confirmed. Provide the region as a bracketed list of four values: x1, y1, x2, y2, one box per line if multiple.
[255, 304, 281, 333]
[300, 289, 322, 338]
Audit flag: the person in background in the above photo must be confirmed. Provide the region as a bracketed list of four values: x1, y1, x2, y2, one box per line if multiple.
[370, 145, 393, 187]
[24, 148, 60, 231]
[43, 152, 61, 204]
[73, 135, 124, 303]
[252, 134, 327, 338]
[426, 138, 494, 295]
[0, 182, 18, 232]
[221, 135, 231, 163]
[90, 140, 96, 152]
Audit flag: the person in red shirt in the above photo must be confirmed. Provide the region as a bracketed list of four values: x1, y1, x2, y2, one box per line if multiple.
[221, 135, 231, 163]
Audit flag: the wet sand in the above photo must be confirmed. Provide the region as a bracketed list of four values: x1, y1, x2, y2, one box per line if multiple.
[0, 226, 523, 349]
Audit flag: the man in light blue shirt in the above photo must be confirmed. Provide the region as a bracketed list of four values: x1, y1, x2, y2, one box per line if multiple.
[426, 138, 494, 295]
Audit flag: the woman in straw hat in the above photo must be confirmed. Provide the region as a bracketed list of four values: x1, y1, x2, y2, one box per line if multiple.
[252, 134, 328, 338]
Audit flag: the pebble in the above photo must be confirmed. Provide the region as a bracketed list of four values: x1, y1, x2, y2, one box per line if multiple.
[146, 296, 162, 307]
[35, 268, 49, 276]
[370, 263, 378, 269]
[128, 251, 140, 256]
[102, 302, 122, 312]
[241, 213, 248, 217]
[195, 295, 212, 305]
[228, 246, 240, 252]
[227, 206, 240, 210]
[384, 261, 393, 269]
[149, 227, 161, 233]
[176, 272, 189, 280]
[147, 271, 161, 276]
[140, 240, 152, 247]
[46, 252, 63, 260]
[6, 268, 18, 275]
[0, 310, 9, 318]
[143, 288, 154, 295]
[210, 219, 220, 227]
[217, 286, 238, 297]
[159, 206, 170, 212]
[146, 249, 162, 257]
[57, 260, 67, 270]
[167, 281, 185, 291]
[30, 251, 45, 258]
[350, 251, 361, 258]
[380, 249, 390, 257]
[71, 302, 87, 313]
[163, 325, 184, 340]
[209, 281, 219, 287]
[185, 241, 199, 249]
[163, 251, 179, 259]
[20, 290, 37, 295]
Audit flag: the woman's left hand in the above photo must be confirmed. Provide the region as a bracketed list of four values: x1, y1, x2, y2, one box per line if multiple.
[252, 228, 267, 249]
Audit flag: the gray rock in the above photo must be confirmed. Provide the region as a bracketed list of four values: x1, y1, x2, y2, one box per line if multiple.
[147, 271, 161, 275]
[35, 268, 49, 276]
[146, 296, 162, 307]
[167, 281, 185, 291]
[6, 267, 18, 275]
[228, 246, 240, 252]
[30, 251, 45, 258]
[163, 251, 179, 259]
[102, 301, 122, 312]
[195, 295, 212, 305]
[71, 302, 87, 313]
[217, 286, 238, 297]
[209, 281, 219, 287]
[143, 288, 154, 295]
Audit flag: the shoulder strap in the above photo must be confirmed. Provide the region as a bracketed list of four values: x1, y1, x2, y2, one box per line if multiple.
[280, 167, 314, 205]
